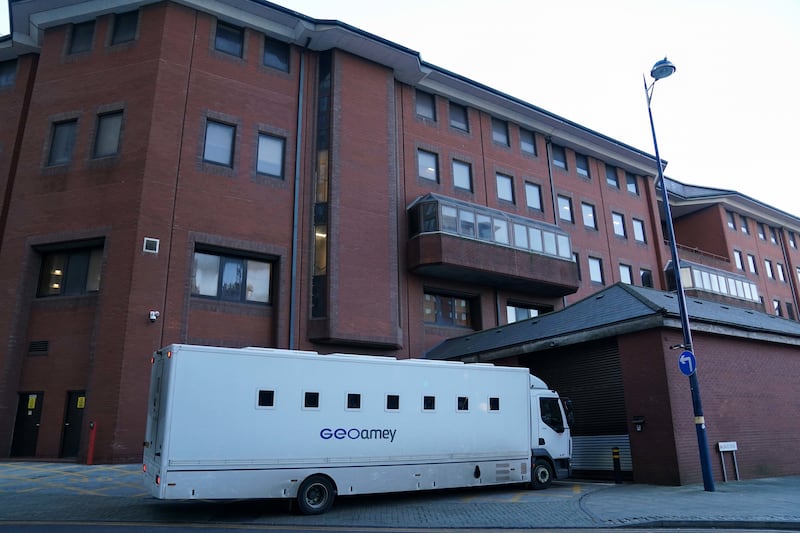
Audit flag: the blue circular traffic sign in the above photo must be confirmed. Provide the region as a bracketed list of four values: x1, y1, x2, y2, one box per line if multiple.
[678, 350, 696, 376]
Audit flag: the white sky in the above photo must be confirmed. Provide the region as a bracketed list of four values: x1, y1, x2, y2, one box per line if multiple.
[2, 1, 799, 215]
[280, 0, 800, 216]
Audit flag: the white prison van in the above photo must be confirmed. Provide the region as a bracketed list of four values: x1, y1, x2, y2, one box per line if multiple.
[143, 344, 571, 514]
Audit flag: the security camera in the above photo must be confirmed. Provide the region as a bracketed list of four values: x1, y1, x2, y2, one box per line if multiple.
[149, 310, 160, 323]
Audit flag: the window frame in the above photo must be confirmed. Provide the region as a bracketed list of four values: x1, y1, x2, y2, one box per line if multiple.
[491, 118, 509, 146]
[520, 128, 537, 156]
[448, 101, 468, 131]
[69, 20, 95, 55]
[452, 159, 473, 192]
[625, 172, 639, 195]
[0, 59, 17, 88]
[605, 164, 619, 188]
[203, 119, 236, 167]
[190, 250, 273, 305]
[37, 245, 103, 298]
[619, 263, 633, 284]
[612, 212, 627, 238]
[525, 181, 542, 211]
[557, 195, 573, 223]
[215, 21, 245, 57]
[263, 36, 290, 72]
[575, 153, 590, 178]
[551, 144, 567, 170]
[256, 132, 286, 178]
[415, 90, 436, 121]
[110, 10, 138, 45]
[417, 149, 439, 182]
[423, 292, 473, 328]
[632, 218, 646, 243]
[581, 202, 597, 230]
[48, 119, 78, 166]
[588, 256, 604, 284]
[93, 110, 123, 158]
[496, 172, 514, 203]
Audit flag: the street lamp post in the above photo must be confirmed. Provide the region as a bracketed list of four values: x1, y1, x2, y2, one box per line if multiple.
[644, 58, 716, 492]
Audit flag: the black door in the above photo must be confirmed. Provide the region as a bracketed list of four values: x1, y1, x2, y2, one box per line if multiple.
[11, 392, 44, 457]
[60, 391, 86, 458]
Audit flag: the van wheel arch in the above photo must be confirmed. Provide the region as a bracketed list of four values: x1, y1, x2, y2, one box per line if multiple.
[296, 474, 337, 515]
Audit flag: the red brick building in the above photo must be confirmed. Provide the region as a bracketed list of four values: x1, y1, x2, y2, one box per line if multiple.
[1, 0, 799, 477]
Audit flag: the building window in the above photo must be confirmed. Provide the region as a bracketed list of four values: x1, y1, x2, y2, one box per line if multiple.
[757, 223, 766, 240]
[191, 251, 272, 304]
[0, 60, 16, 88]
[263, 36, 290, 72]
[605, 164, 619, 188]
[640, 268, 653, 287]
[626, 172, 639, 195]
[633, 218, 646, 243]
[747, 254, 758, 274]
[453, 160, 472, 191]
[496, 173, 514, 203]
[506, 303, 542, 324]
[423, 292, 472, 328]
[789, 232, 796, 249]
[787, 302, 796, 321]
[740, 215, 750, 235]
[765, 259, 774, 279]
[574, 252, 582, 281]
[525, 182, 542, 210]
[417, 149, 438, 182]
[734, 249, 744, 270]
[551, 144, 567, 170]
[575, 153, 589, 178]
[797, 266, 800, 284]
[557, 195, 573, 223]
[777, 263, 786, 282]
[416, 90, 436, 120]
[69, 21, 95, 54]
[204, 120, 235, 166]
[111, 11, 138, 45]
[619, 264, 633, 284]
[581, 202, 597, 230]
[726, 211, 736, 230]
[588, 257, 604, 284]
[215, 21, 244, 57]
[48, 119, 78, 166]
[93, 111, 123, 158]
[769, 227, 778, 245]
[449, 102, 468, 131]
[520, 128, 536, 155]
[773, 299, 783, 317]
[37, 246, 103, 297]
[257, 133, 285, 178]
[612, 212, 626, 238]
[491, 118, 509, 146]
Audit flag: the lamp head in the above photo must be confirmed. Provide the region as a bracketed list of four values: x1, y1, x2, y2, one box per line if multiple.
[650, 57, 676, 80]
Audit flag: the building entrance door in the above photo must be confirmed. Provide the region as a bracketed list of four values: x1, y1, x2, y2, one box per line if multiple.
[60, 391, 86, 458]
[11, 392, 44, 457]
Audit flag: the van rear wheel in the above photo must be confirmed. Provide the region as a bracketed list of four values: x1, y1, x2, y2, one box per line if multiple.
[296, 475, 335, 515]
[531, 458, 553, 490]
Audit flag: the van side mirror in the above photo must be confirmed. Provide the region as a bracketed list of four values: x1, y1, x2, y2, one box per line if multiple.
[561, 398, 575, 427]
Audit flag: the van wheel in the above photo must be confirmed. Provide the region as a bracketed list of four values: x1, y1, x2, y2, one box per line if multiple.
[531, 459, 553, 490]
[296, 475, 336, 515]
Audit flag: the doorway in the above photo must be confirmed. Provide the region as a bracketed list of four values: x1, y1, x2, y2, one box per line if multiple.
[60, 391, 86, 458]
[11, 392, 44, 457]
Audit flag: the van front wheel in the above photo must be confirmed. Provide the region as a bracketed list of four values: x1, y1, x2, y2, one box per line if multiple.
[296, 475, 336, 515]
[531, 459, 553, 490]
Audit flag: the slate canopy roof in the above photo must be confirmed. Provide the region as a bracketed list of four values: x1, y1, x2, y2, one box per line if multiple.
[425, 283, 800, 362]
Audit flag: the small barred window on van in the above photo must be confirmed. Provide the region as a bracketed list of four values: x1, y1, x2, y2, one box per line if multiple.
[457, 396, 469, 411]
[489, 397, 500, 411]
[257, 389, 274, 407]
[423, 395, 436, 411]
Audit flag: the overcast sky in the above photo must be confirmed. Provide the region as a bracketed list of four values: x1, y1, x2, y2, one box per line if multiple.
[3, 1, 799, 215]
[282, 0, 800, 216]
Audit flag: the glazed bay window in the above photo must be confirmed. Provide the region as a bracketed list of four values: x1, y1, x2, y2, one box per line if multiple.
[93, 111, 123, 158]
[423, 292, 472, 328]
[37, 246, 103, 297]
[191, 251, 271, 304]
[48, 119, 78, 166]
[204, 120, 235, 166]
[215, 21, 244, 57]
[257, 133, 285, 177]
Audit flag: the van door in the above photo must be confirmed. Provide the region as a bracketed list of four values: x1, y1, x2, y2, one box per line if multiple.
[533, 394, 571, 460]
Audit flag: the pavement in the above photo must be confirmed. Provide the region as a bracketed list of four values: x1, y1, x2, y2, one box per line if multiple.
[0, 461, 799, 530]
